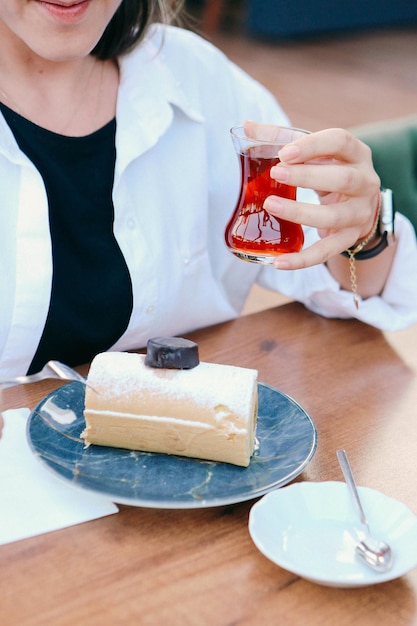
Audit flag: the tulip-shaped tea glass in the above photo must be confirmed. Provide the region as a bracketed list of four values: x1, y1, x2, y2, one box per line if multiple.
[225, 125, 309, 264]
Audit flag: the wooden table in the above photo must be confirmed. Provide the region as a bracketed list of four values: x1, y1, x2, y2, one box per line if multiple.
[2, 302, 417, 625]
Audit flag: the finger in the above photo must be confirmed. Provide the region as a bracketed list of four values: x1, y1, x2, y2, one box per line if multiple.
[264, 195, 333, 230]
[278, 128, 372, 165]
[272, 230, 358, 270]
[265, 187, 377, 243]
[270, 161, 367, 195]
[264, 195, 369, 238]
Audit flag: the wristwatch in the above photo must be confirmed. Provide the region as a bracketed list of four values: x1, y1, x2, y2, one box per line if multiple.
[341, 187, 396, 260]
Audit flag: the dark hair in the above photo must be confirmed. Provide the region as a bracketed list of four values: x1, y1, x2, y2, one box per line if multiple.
[92, 0, 186, 60]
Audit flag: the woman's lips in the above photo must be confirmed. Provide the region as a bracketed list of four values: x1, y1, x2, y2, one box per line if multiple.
[37, 0, 92, 23]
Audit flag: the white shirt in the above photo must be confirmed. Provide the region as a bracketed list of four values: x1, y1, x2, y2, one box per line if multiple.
[1, 25, 417, 377]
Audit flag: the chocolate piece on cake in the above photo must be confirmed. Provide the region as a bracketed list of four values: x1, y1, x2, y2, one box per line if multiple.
[145, 337, 199, 369]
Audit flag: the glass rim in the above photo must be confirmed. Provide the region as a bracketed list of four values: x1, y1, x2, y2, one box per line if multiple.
[230, 124, 311, 145]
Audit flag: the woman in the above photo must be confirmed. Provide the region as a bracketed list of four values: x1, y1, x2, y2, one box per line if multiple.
[0, 0, 416, 379]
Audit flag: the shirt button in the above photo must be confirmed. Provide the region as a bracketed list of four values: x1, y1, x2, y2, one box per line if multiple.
[184, 258, 190, 266]
[146, 305, 155, 315]
[127, 218, 136, 229]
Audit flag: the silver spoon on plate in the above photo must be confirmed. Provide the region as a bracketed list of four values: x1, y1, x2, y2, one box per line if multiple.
[0, 360, 89, 388]
[337, 449, 393, 572]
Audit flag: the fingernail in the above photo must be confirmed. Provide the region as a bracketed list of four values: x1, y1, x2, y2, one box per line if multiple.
[278, 145, 300, 162]
[270, 165, 289, 182]
[264, 197, 284, 211]
[273, 258, 291, 269]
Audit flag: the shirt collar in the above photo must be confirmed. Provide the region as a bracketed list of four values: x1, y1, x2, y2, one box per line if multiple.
[114, 25, 204, 176]
[119, 25, 204, 123]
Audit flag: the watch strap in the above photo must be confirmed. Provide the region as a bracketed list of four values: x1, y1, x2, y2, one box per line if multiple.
[341, 230, 388, 260]
[341, 188, 395, 260]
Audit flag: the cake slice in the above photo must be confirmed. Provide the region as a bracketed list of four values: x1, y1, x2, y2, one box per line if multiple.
[82, 349, 258, 467]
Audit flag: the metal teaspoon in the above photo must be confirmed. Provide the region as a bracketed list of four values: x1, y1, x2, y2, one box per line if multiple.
[336, 449, 393, 572]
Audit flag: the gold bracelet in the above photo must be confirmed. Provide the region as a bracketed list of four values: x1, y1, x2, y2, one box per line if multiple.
[344, 197, 381, 309]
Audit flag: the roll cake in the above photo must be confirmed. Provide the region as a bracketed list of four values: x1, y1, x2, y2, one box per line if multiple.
[82, 342, 258, 467]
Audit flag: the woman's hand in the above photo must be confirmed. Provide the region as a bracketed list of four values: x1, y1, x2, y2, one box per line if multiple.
[244, 121, 381, 270]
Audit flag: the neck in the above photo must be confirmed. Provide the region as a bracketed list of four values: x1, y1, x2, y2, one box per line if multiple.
[0, 56, 119, 136]
[0, 29, 119, 136]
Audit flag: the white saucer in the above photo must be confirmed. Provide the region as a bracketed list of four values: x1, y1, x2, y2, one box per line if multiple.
[249, 481, 417, 587]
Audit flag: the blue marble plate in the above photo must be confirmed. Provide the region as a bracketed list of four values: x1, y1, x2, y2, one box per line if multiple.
[27, 382, 317, 508]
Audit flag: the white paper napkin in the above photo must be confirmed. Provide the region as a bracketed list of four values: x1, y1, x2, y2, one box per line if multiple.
[0, 408, 118, 545]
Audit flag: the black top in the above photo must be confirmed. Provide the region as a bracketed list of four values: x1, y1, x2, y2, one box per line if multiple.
[0, 103, 133, 373]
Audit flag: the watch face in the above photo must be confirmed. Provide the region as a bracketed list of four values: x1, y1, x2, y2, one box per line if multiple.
[380, 188, 395, 243]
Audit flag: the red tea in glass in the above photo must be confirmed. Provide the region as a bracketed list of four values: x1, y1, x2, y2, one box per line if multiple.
[225, 125, 308, 264]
